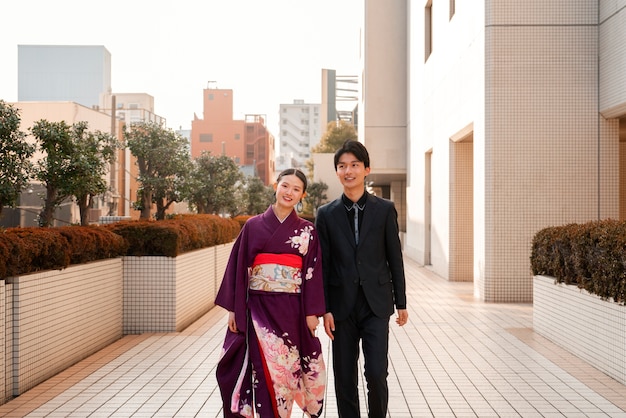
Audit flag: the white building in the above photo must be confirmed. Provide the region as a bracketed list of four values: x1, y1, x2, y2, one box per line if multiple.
[316, 0, 626, 303]
[278, 100, 322, 174]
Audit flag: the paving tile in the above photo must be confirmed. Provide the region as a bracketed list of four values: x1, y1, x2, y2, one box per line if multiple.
[0, 257, 625, 417]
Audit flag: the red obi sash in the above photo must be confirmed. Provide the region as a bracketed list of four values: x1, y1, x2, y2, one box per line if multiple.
[252, 253, 302, 269]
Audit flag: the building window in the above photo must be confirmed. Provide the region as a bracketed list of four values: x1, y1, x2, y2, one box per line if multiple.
[450, 0, 455, 19]
[282, 130, 287, 136]
[235, 133, 240, 140]
[246, 145, 255, 159]
[425, 0, 433, 62]
[200, 133, 213, 142]
[208, 93, 214, 100]
[234, 156, 240, 164]
[282, 119, 288, 125]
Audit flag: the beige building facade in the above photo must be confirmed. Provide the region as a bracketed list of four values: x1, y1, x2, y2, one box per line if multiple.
[5, 102, 113, 227]
[318, 1, 626, 303]
[402, 1, 626, 302]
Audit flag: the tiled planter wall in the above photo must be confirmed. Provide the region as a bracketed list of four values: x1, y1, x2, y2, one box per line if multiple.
[8, 259, 124, 395]
[533, 275, 626, 385]
[1, 241, 233, 405]
[123, 242, 233, 334]
[1, 281, 6, 404]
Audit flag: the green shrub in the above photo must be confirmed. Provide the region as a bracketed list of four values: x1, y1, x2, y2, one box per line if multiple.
[0, 226, 127, 279]
[104, 214, 240, 257]
[0, 215, 240, 279]
[531, 219, 626, 304]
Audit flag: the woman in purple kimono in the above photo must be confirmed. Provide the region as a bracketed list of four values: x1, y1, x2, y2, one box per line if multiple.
[215, 168, 326, 418]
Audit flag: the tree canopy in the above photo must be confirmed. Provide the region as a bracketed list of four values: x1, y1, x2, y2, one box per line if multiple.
[30, 120, 118, 226]
[124, 121, 192, 220]
[307, 120, 358, 178]
[312, 120, 357, 153]
[0, 100, 34, 218]
[187, 151, 244, 216]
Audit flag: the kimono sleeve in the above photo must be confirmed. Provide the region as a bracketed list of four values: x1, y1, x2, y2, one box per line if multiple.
[302, 224, 326, 317]
[214, 222, 251, 331]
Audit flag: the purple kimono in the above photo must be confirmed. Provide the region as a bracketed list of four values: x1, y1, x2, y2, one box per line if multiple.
[215, 206, 326, 417]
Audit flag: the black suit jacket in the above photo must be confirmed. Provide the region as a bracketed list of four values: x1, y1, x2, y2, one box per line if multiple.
[316, 193, 406, 321]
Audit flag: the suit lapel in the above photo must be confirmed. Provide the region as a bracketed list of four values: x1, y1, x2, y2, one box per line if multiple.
[358, 194, 379, 244]
[330, 199, 356, 249]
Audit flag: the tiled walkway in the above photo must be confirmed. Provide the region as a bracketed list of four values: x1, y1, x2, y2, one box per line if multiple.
[1, 257, 626, 417]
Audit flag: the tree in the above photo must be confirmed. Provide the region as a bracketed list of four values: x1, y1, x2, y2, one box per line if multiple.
[312, 120, 357, 153]
[0, 101, 34, 218]
[307, 120, 357, 177]
[31, 120, 75, 227]
[124, 121, 192, 220]
[63, 123, 119, 225]
[240, 175, 274, 215]
[31, 120, 118, 227]
[303, 181, 328, 216]
[187, 152, 244, 216]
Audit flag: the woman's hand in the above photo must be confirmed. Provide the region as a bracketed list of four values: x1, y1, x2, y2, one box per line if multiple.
[228, 311, 238, 333]
[306, 315, 319, 337]
[323, 312, 335, 340]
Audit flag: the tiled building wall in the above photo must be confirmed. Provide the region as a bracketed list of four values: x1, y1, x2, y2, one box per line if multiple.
[406, 0, 485, 281]
[10, 259, 123, 395]
[481, 1, 620, 302]
[407, 1, 623, 302]
[449, 140, 473, 282]
[534, 275, 626, 385]
[599, 0, 626, 117]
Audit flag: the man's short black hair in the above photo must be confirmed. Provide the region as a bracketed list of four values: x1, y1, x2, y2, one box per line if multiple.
[333, 139, 370, 169]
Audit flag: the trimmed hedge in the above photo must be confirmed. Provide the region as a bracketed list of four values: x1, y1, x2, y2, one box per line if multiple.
[530, 219, 626, 305]
[0, 214, 241, 279]
[0, 226, 127, 279]
[103, 214, 240, 257]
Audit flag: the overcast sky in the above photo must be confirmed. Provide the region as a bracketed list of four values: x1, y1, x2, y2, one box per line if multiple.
[0, 0, 362, 135]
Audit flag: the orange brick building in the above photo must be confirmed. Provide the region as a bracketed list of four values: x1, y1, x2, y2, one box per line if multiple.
[191, 87, 274, 185]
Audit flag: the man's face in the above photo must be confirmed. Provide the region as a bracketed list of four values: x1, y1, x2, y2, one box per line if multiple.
[336, 152, 370, 191]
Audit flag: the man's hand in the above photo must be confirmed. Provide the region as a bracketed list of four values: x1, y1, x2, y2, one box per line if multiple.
[395, 309, 408, 326]
[323, 312, 335, 340]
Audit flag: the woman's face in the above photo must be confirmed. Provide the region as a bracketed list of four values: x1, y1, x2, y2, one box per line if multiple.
[274, 174, 306, 210]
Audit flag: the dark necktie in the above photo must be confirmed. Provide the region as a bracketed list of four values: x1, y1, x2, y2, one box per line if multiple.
[346, 202, 365, 244]
[353, 205, 359, 245]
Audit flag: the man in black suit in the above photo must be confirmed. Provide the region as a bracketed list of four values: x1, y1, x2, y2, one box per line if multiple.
[316, 140, 408, 418]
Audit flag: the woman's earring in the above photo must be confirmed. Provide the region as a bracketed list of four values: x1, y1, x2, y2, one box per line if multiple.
[296, 201, 303, 212]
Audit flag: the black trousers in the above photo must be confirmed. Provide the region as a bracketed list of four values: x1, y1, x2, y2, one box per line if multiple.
[332, 287, 390, 418]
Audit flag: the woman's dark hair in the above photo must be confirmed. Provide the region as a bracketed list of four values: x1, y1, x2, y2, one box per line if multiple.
[333, 139, 370, 169]
[276, 168, 308, 193]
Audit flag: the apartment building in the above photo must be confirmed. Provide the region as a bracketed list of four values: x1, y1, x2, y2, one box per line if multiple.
[278, 100, 322, 174]
[190, 87, 274, 184]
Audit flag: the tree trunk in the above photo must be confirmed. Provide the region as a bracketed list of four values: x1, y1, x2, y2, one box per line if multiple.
[77, 194, 90, 226]
[39, 186, 58, 227]
[140, 189, 152, 220]
[155, 199, 174, 220]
